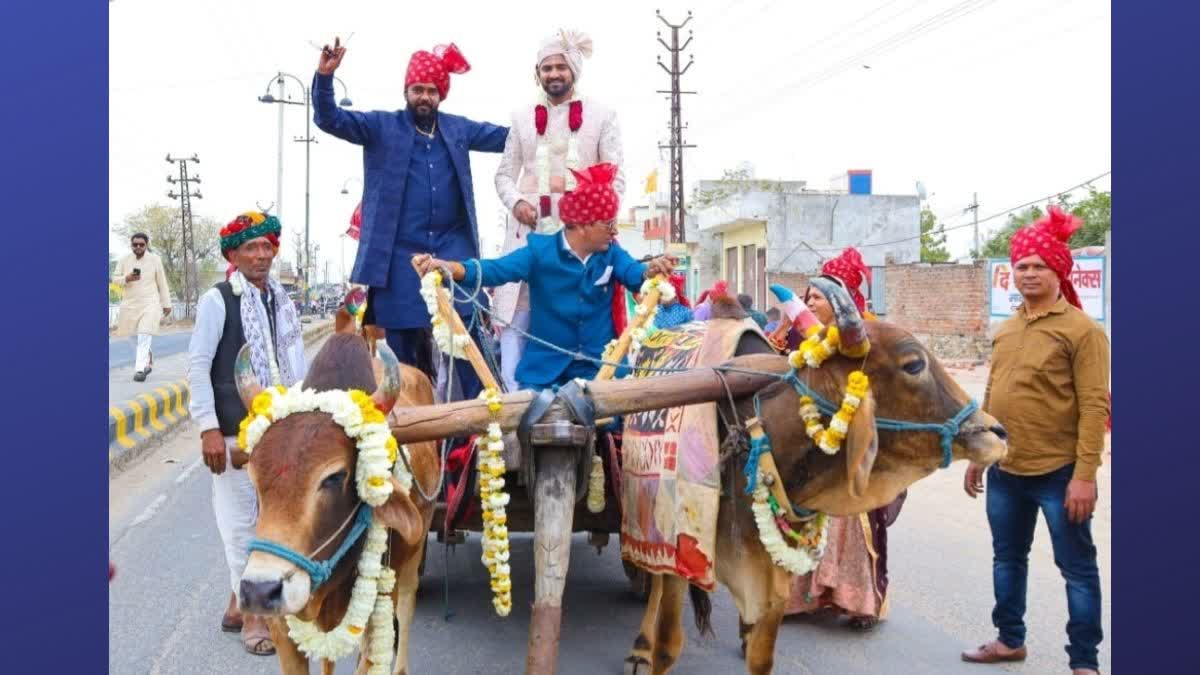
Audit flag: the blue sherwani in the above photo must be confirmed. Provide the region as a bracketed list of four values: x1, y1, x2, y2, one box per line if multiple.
[461, 233, 647, 388]
[311, 72, 507, 330]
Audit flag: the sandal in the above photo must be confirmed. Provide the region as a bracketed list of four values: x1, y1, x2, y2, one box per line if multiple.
[241, 619, 276, 656]
[220, 613, 242, 633]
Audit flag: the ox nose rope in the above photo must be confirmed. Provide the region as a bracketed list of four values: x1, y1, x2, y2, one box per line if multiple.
[782, 371, 979, 469]
[247, 502, 373, 591]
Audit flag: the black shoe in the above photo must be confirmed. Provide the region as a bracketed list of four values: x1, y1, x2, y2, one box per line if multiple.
[133, 370, 147, 382]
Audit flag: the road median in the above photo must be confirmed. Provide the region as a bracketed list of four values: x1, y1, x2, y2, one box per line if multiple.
[109, 317, 335, 471]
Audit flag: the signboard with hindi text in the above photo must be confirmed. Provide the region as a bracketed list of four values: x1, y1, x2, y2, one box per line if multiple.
[988, 256, 1106, 321]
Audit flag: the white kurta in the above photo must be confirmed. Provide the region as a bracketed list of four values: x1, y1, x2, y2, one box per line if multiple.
[492, 93, 624, 324]
[112, 251, 171, 337]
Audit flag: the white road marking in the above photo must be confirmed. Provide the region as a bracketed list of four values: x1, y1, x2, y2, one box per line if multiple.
[174, 457, 203, 485]
[128, 494, 167, 528]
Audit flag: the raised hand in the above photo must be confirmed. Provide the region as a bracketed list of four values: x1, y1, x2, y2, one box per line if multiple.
[317, 36, 347, 76]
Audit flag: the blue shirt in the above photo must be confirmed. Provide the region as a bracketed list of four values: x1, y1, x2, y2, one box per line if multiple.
[370, 115, 479, 329]
[461, 232, 647, 387]
[654, 302, 694, 330]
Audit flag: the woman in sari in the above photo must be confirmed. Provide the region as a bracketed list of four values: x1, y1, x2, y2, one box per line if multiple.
[785, 248, 906, 630]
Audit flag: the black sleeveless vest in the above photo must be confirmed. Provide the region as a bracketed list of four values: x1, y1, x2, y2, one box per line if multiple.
[210, 282, 248, 436]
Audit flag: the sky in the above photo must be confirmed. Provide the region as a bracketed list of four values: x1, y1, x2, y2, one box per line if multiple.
[109, 0, 1111, 277]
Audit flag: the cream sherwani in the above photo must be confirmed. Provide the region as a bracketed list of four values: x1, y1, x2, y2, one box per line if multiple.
[112, 251, 172, 372]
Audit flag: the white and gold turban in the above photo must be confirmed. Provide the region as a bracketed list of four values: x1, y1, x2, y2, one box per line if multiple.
[535, 29, 593, 84]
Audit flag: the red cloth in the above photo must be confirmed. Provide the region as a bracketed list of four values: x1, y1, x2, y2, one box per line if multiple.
[347, 200, 362, 240]
[405, 43, 470, 99]
[821, 247, 871, 313]
[558, 163, 620, 226]
[611, 283, 627, 337]
[1009, 205, 1083, 310]
[668, 273, 690, 308]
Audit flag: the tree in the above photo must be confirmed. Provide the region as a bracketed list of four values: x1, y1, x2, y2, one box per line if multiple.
[977, 187, 1111, 258]
[112, 203, 222, 298]
[689, 165, 787, 209]
[920, 207, 951, 262]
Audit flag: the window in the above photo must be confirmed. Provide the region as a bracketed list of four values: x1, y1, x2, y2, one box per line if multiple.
[725, 247, 738, 287]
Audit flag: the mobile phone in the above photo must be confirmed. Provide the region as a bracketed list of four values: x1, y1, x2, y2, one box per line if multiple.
[133, 268, 141, 276]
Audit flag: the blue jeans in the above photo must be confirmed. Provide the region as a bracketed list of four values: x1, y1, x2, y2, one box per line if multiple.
[987, 463, 1103, 670]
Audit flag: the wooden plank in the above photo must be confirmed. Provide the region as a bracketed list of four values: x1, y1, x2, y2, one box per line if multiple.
[388, 353, 788, 444]
[525, 446, 577, 674]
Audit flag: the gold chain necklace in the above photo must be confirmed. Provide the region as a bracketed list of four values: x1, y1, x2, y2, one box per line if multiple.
[415, 120, 437, 138]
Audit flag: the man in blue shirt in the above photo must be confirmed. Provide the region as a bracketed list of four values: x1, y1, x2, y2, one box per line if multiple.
[415, 164, 675, 389]
[312, 37, 507, 400]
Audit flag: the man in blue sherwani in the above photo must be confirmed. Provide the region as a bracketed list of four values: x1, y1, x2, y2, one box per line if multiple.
[414, 163, 676, 390]
[313, 36, 507, 400]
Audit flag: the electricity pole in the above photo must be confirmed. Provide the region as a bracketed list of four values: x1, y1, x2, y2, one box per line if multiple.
[657, 9, 696, 244]
[166, 154, 202, 317]
[965, 192, 980, 258]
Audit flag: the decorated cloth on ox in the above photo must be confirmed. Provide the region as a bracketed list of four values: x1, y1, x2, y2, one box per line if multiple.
[620, 319, 761, 591]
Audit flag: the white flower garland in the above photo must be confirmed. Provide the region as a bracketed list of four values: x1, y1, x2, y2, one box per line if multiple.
[419, 270, 471, 359]
[586, 455, 606, 513]
[238, 385, 413, 665]
[478, 389, 513, 616]
[750, 485, 830, 576]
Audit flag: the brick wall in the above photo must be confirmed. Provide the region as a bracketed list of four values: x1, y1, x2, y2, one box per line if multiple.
[766, 262, 992, 361]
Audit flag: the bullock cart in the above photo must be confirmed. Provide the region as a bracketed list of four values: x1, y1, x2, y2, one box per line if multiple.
[382, 265, 782, 674]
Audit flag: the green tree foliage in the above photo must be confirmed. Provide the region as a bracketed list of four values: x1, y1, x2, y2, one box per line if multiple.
[920, 207, 951, 262]
[978, 187, 1110, 258]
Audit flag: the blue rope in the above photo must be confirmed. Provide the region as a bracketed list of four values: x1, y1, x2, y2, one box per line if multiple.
[875, 400, 979, 469]
[784, 368, 979, 470]
[247, 503, 373, 591]
[743, 435, 770, 495]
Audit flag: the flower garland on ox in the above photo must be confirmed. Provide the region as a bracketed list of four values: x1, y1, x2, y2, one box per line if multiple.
[477, 388, 513, 616]
[238, 385, 412, 671]
[745, 321, 872, 576]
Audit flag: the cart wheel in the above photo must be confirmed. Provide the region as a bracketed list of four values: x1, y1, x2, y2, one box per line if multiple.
[623, 560, 651, 601]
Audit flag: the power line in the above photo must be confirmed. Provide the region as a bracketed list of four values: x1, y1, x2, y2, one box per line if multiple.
[802, 170, 1110, 253]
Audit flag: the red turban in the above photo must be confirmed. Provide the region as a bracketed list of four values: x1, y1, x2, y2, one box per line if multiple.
[1009, 205, 1083, 309]
[559, 163, 620, 226]
[821, 247, 872, 313]
[405, 43, 470, 99]
[348, 200, 362, 241]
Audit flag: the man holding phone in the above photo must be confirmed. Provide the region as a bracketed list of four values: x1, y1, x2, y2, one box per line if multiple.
[112, 232, 172, 381]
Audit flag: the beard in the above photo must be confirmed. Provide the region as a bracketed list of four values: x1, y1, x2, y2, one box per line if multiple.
[406, 96, 438, 128]
[541, 76, 572, 98]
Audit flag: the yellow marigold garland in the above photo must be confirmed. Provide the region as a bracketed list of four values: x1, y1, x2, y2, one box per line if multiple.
[586, 455, 606, 513]
[798, 371, 870, 454]
[788, 325, 840, 369]
[477, 387, 512, 616]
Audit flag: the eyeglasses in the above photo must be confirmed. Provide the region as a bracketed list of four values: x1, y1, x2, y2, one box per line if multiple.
[131, 242, 146, 248]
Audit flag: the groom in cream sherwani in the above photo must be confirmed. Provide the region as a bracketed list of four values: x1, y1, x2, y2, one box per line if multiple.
[493, 29, 624, 393]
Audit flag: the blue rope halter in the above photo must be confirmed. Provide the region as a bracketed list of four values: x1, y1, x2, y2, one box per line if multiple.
[782, 370, 979, 469]
[742, 396, 818, 519]
[247, 503, 373, 591]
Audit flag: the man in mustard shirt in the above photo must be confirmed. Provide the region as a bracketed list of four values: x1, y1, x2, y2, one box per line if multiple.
[962, 207, 1109, 675]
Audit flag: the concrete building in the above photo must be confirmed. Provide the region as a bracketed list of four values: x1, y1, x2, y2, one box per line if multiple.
[691, 171, 920, 311]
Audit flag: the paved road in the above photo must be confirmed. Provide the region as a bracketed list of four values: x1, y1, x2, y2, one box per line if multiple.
[110, 331, 193, 369]
[109, 368, 1111, 674]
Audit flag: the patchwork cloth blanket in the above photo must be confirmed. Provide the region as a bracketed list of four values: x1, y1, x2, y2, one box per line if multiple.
[620, 319, 761, 591]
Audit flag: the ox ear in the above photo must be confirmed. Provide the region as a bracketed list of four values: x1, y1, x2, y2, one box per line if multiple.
[845, 389, 878, 499]
[375, 475, 425, 547]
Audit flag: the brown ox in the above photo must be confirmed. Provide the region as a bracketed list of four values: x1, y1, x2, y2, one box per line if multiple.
[624, 282, 1008, 674]
[237, 326, 439, 675]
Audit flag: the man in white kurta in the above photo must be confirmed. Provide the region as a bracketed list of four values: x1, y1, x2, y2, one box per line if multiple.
[188, 211, 306, 656]
[493, 29, 624, 392]
[112, 233, 172, 381]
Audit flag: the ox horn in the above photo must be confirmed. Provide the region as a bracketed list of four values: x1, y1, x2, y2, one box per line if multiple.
[809, 276, 870, 357]
[371, 338, 403, 415]
[234, 343, 266, 411]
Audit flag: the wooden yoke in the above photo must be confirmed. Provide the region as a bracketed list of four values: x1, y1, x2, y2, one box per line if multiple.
[410, 256, 501, 393]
